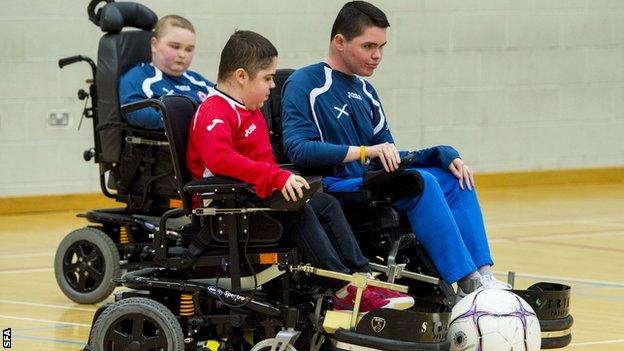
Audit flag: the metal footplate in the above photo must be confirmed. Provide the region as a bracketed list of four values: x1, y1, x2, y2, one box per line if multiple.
[293, 264, 451, 351]
[369, 262, 440, 286]
[293, 264, 409, 330]
[513, 282, 573, 349]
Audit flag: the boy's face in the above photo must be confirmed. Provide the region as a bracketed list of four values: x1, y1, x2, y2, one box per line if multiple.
[336, 25, 387, 77]
[240, 57, 277, 111]
[151, 25, 196, 77]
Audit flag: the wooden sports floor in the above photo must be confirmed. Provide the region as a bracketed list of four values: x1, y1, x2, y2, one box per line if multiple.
[0, 181, 622, 350]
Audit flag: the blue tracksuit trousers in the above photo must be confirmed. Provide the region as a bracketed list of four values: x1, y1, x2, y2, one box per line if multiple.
[325, 167, 493, 283]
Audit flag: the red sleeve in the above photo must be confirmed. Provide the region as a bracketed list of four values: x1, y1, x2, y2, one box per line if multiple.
[194, 105, 291, 199]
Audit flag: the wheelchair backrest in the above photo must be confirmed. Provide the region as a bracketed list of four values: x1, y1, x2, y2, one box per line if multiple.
[160, 95, 198, 212]
[266, 68, 336, 175]
[262, 69, 295, 164]
[93, 1, 157, 165]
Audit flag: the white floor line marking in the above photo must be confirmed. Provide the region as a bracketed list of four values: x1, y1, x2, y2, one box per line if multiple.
[489, 230, 624, 243]
[568, 338, 624, 347]
[493, 270, 624, 288]
[0, 314, 91, 327]
[0, 299, 97, 312]
[0, 267, 53, 274]
[0, 252, 53, 259]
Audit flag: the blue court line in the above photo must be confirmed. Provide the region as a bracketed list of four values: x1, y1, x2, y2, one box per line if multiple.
[12, 334, 86, 346]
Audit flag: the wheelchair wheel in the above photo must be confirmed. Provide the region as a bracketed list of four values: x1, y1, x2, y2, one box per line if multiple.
[89, 297, 184, 351]
[251, 339, 297, 351]
[54, 227, 120, 304]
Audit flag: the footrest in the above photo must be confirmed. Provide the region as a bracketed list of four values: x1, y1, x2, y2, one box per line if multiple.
[356, 304, 450, 344]
[326, 299, 450, 349]
[334, 328, 450, 351]
[513, 282, 573, 349]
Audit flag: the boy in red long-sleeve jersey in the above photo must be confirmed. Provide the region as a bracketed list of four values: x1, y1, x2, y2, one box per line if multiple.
[186, 30, 413, 313]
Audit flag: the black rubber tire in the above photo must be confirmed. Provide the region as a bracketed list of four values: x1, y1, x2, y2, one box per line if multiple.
[89, 297, 185, 351]
[539, 315, 574, 349]
[54, 227, 120, 304]
[541, 334, 572, 349]
[540, 315, 574, 332]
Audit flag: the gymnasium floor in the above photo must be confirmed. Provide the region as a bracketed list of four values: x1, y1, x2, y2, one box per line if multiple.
[0, 181, 623, 350]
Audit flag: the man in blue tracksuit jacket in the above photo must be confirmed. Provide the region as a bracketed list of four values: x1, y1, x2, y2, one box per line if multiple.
[281, 1, 498, 298]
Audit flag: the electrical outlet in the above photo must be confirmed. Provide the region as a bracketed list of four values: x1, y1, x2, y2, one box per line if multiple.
[48, 110, 70, 127]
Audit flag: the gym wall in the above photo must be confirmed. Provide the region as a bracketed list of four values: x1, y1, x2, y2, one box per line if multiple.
[1, 0, 623, 196]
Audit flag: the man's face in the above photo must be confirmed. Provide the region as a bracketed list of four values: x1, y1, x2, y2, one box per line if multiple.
[151, 26, 196, 77]
[241, 57, 277, 111]
[339, 26, 387, 77]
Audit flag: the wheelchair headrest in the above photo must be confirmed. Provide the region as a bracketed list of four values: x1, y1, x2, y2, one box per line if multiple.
[89, 0, 157, 33]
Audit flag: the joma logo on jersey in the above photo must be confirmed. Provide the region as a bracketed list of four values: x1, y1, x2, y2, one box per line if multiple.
[244, 123, 257, 137]
[207, 119, 224, 131]
[175, 85, 191, 91]
[347, 92, 362, 100]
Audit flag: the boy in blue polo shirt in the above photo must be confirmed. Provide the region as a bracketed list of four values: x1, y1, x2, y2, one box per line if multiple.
[119, 15, 213, 129]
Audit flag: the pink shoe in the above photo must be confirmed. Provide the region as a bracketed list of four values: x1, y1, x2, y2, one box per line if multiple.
[333, 284, 391, 313]
[367, 285, 415, 310]
[333, 284, 409, 313]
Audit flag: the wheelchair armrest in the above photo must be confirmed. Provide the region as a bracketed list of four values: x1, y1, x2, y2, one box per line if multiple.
[362, 152, 418, 187]
[183, 177, 255, 196]
[121, 98, 164, 116]
[328, 189, 374, 202]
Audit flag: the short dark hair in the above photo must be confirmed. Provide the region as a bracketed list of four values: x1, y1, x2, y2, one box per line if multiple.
[217, 30, 278, 81]
[330, 1, 390, 41]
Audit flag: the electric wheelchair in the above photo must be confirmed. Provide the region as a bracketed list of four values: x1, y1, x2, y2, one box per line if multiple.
[55, 0, 184, 304]
[82, 91, 573, 350]
[58, 1, 572, 349]
[262, 68, 574, 349]
[82, 95, 453, 351]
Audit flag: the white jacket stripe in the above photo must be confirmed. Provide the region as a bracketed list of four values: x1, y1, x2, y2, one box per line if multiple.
[360, 78, 385, 135]
[308, 66, 333, 142]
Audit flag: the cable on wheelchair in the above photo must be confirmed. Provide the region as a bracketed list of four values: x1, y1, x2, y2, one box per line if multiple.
[77, 94, 90, 131]
[135, 166, 173, 210]
[214, 213, 259, 310]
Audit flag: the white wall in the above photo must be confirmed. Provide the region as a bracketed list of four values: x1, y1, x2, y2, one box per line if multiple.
[1, 0, 623, 196]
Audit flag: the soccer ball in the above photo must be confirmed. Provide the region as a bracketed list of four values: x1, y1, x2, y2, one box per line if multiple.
[448, 287, 541, 351]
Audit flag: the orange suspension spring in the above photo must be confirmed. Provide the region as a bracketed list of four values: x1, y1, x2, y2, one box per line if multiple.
[119, 226, 130, 245]
[180, 294, 195, 316]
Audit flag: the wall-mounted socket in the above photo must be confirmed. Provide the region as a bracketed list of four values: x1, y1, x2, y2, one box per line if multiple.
[48, 110, 70, 127]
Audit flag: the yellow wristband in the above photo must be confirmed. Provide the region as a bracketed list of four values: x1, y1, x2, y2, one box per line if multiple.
[360, 145, 367, 165]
